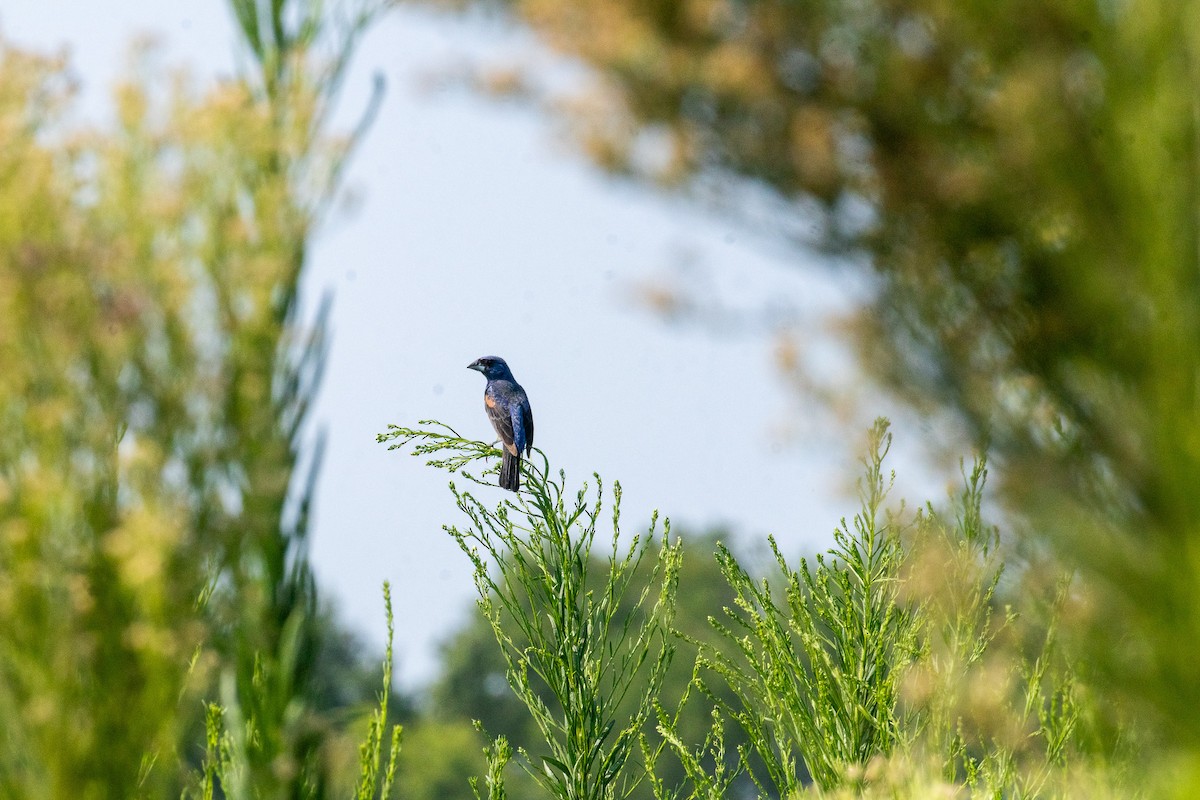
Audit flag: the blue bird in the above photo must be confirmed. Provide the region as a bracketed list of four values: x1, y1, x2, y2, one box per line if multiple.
[468, 356, 534, 492]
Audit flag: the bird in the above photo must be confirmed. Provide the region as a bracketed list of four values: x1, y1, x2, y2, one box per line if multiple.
[467, 356, 534, 492]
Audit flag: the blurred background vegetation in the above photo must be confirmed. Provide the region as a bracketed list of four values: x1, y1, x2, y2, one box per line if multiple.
[1, 0, 1198, 796]
[0, 0, 403, 795]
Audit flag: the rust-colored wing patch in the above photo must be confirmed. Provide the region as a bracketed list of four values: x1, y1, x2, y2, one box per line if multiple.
[485, 396, 516, 449]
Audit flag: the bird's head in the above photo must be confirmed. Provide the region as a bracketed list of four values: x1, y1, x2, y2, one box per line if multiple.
[467, 355, 513, 381]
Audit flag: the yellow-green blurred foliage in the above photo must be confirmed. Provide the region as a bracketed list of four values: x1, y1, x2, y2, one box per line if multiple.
[0, 1, 381, 792]
[0, 43, 209, 797]
[892, 462, 1114, 798]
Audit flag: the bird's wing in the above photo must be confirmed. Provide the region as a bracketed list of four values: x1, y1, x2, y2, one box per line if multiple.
[522, 400, 534, 455]
[510, 402, 527, 456]
[485, 393, 518, 455]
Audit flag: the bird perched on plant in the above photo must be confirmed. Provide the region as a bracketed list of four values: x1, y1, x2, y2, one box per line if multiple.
[467, 356, 534, 492]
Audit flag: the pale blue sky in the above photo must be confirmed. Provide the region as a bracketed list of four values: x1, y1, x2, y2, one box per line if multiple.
[5, 2, 962, 686]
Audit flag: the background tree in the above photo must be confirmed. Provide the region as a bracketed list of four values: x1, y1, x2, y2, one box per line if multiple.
[420, 0, 1200, 759]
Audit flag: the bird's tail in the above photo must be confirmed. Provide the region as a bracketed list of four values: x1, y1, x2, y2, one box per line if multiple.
[500, 450, 521, 492]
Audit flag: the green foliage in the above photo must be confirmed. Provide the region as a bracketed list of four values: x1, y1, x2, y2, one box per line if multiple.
[379, 421, 683, 800]
[429, 531, 750, 800]
[900, 457, 1012, 786]
[898, 459, 1099, 798]
[474, 733, 515, 800]
[354, 582, 403, 800]
[388, 418, 1115, 798]
[700, 420, 919, 793]
[643, 680, 741, 800]
[195, 583, 405, 800]
[646, 420, 1099, 798]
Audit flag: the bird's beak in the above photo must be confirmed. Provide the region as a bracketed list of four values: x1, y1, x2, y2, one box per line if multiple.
[467, 360, 482, 372]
